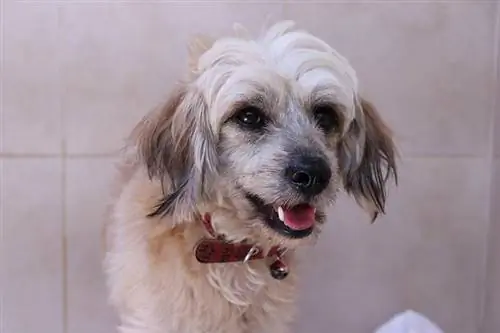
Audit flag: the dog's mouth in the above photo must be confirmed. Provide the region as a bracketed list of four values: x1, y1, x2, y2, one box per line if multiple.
[245, 193, 317, 239]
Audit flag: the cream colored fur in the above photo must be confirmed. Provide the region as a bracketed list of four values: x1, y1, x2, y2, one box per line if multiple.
[104, 21, 397, 333]
[105, 157, 298, 333]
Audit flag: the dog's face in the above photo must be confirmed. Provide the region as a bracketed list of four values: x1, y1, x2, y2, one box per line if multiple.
[134, 21, 397, 244]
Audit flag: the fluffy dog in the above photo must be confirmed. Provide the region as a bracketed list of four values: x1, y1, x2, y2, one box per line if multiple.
[104, 21, 397, 333]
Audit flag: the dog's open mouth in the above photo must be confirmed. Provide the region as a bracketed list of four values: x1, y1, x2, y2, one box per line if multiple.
[245, 193, 316, 239]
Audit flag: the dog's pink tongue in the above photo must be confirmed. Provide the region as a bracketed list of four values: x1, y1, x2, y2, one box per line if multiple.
[283, 204, 315, 230]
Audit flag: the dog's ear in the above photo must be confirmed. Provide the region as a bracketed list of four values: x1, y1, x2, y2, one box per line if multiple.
[188, 34, 215, 77]
[132, 85, 218, 221]
[338, 97, 397, 222]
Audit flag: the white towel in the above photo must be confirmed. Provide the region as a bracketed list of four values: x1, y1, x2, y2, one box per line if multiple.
[374, 310, 444, 333]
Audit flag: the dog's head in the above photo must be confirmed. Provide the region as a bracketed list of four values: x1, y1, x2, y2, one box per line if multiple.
[133, 21, 397, 244]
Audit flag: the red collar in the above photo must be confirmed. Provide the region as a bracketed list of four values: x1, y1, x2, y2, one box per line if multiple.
[194, 214, 290, 280]
[194, 213, 284, 264]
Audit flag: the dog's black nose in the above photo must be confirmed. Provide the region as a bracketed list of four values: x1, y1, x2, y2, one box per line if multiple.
[285, 153, 331, 196]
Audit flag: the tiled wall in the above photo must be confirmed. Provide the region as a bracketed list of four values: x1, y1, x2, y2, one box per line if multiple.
[483, 6, 500, 332]
[1, 1, 499, 333]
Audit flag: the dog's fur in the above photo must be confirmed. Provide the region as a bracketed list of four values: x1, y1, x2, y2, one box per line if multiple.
[104, 21, 397, 333]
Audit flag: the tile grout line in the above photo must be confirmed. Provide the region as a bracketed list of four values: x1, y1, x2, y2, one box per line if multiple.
[0, 153, 494, 159]
[477, 2, 500, 333]
[0, 0, 4, 330]
[0, 0, 4, 156]
[11, 0, 499, 3]
[0, 153, 120, 158]
[282, 0, 289, 21]
[56, 5, 68, 333]
[10, 0, 500, 4]
[10, 0, 289, 3]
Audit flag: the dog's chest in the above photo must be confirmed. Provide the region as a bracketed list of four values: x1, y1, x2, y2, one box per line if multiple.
[187, 262, 297, 333]
[206, 261, 272, 305]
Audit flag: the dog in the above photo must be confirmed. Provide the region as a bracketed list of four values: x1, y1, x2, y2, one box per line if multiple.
[104, 20, 397, 333]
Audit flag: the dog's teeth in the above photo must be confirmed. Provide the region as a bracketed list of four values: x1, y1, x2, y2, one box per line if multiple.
[277, 206, 285, 222]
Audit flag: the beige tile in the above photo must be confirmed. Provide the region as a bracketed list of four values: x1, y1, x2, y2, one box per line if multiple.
[66, 158, 119, 333]
[294, 157, 489, 333]
[482, 158, 500, 333]
[284, 2, 496, 157]
[59, 3, 284, 154]
[2, 2, 62, 154]
[2, 158, 63, 333]
[495, 122, 499, 158]
[494, 3, 500, 158]
[494, 101, 500, 157]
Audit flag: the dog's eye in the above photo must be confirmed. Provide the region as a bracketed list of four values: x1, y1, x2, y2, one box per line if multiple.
[234, 106, 267, 130]
[312, 105, 340, 133]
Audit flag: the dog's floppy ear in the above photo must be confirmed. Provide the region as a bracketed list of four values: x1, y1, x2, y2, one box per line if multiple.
[132, 85, 218, 221]
[338, 97, 397, 222]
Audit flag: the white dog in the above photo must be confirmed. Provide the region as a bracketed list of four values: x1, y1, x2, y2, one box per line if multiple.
[104, 21, 397, 333]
